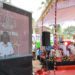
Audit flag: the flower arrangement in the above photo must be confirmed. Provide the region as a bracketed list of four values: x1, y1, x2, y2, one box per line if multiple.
[48, 56, 54, 62]
[49, 55, 75, 62]
[62, 56, 70, 61]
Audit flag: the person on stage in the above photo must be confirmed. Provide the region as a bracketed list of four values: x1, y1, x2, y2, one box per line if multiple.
[68, 42, 75, 55]
[45, 45, 53, 58]
[59, 41, 68, 56]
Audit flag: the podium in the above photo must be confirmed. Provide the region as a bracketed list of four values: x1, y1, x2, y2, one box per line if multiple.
[0, 55, 32, 75]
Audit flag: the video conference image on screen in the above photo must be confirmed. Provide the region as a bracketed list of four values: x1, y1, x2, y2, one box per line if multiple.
[0, 7, 30, 59]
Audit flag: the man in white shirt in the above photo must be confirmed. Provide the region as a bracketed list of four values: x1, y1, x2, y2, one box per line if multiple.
[0, 42, 14, 56]
[0, 32, 14, 57]
[59, 41, 69, 56]
[68, 42, 75, 55]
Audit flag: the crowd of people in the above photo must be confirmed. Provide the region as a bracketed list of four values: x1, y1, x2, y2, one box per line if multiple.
[32, 41, 75, 61]
[32, 41, 75, 74]
[59, 41, 75, 56]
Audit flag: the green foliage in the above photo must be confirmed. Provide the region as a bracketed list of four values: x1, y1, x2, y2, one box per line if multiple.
[35, 41, 41, 48]
[64, 26, 75, 34]
[57, 24, 62, 35]
[62, 56, 70, 61]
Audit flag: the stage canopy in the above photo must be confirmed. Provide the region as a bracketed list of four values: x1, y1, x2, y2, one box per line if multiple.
[37, 0, 75, 28]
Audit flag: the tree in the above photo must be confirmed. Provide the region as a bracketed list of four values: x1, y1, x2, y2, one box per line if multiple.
[63, 26, 75, 39]
[0, 0, 11, 3]
[57, 24, 62, 35]
[41, 0, 52, 7]
[63, 26, 75, 34]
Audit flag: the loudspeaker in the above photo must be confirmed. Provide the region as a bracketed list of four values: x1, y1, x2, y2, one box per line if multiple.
[42, 31, 50, 46]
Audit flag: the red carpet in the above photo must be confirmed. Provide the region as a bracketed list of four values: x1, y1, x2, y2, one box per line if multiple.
[35, 66, 75, 75]
[50, 70, 75, 75]
[33, 60, 75, 75]
[57, 65, 75, 70]
[35, 70, 75, 75]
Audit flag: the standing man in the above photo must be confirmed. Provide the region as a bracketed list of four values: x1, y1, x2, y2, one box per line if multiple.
[59, 41, 67, 56]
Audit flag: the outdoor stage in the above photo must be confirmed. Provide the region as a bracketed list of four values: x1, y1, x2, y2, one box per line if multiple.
[35, 60, 75, 75]
[48, 70, 75, 75]
[40, 55, 75, 70]
[35, 65, 75, 75]
[35, 70, 75, 75]
[46, 59, 75, 70]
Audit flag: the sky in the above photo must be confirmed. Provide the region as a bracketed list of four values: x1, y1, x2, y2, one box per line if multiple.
[11, 0, 46, 21]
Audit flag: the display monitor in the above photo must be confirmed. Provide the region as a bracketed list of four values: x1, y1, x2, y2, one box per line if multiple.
[0, 3, 32, 59]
